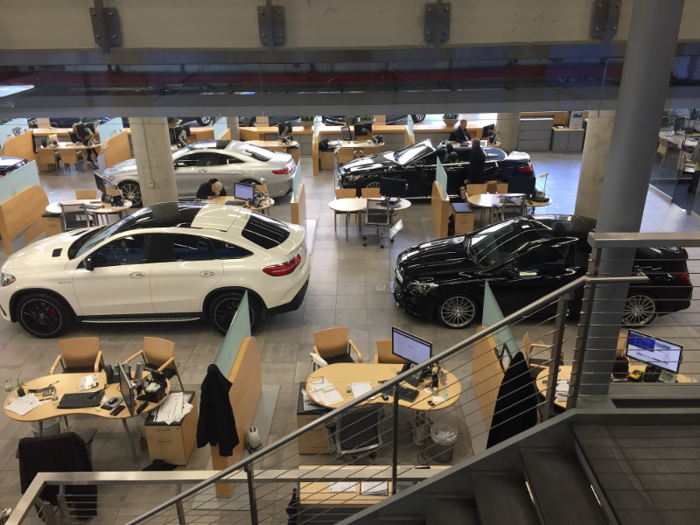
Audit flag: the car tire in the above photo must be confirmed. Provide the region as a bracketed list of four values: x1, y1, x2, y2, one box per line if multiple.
[209, 291, 262, 334]
[436, 294, 479, 329]
[118, 181, 143, 208]
[622, 292, 657, 327]
[365, 181, 381, 188]
[411, 114, 426, 123]
[16, 293, 73, 338]
[196, 117, 213, 126]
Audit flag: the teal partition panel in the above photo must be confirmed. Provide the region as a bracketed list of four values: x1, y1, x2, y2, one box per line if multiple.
[97, 118, 123, 141]
[407, 114, 414, 136]
[292, 161, 302, 199]
[436, 158, 448, 195]
[0, 119, 29, 148]
[0, 161, 40, 204]
[482, 282, 519, 357]
[213, 117, 228, 139]
[213, 292, 251, 374]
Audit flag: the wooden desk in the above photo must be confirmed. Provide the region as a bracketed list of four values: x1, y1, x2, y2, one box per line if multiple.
[451, 202, 475, 234]
[327, 198, 411, 240]
[46, 199, 133, 223]
[245, 139, 301, 163]
[212, 196, 275, 215]
[36, 143, 102, 171]
[306, 363, 461, 411]
[3, 371, 170, 461]
[335, 141, 383, 166]
[298, 465, 394, 506]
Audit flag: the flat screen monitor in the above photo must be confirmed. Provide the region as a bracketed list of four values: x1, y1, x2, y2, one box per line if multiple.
[94, 172, 107, 194]
[481, 124, 495, 139]
[278, 121, 293, 138]
[508, 176, 536, 198]
[234, 182, 255, 201]
[341, 126, 353, 141]
[380, 177, 407, 199]
[392, 327, 432, 365]
[118, 362, 136, 416]
[354, 123, 372, 137]
[626, 329, 683, 373]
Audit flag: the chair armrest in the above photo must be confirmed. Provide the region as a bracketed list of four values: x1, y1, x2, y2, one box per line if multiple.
[93, 351, 103, 373]
[50, 354, 62, 375]
[312, 346, 321, 357]
[124, 349, 144, 363]
[374, 355, 379, 363]
[349, 340, 362, 363]
[157, 357, 175, 372]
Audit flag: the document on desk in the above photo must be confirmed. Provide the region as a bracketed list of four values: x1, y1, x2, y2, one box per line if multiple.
[153, 392, 193, 425]
[308, 379, 344, 405]
[5, 395, 41, 416]
[329, 482, 356, 493]
[351, 382, 372, 399]
[79, 374, 99, 391]
[360, 481, 389, 496]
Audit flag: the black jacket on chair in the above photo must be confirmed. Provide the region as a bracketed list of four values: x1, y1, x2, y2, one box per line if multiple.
[197, 364, 240, 456]
[486, 351, 538, 449]
[19, 432, 96, 518]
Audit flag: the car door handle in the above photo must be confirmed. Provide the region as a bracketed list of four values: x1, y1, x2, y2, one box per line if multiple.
[198, 169, 208, 173]
[130, 272, 145, 278]
[200, 271, 215, 277]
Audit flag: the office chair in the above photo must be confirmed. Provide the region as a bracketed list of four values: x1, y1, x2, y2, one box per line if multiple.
[374, 340, 406, 364]
[363, 198, 391, 248]
[59, 203, 91, 231]
[361, 187, 381, 198]
[125, 337, 184, 391]
[334, 188, 361, 232]
[313, 327, 363, 365]
[75, 190, 97, 199]
[341, 125, 353, 142]
[522, 333, 551, 369]
[51, 337, 103, 375]
[326, 405, 384, 459]
[310, 352, 329, 371]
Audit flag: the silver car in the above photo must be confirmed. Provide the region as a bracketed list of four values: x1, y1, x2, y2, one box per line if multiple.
[98, 139, 296, 207]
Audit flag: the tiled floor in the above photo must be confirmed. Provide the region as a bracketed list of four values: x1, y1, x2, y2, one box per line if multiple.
[1, 151, 700, 522]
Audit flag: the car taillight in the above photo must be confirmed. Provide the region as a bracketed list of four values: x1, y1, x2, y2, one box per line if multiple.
[272, 164, 293, 175]
[518, 163, 534, 173]
[676, 272, 692, 285]
[263, 254, 301, 276]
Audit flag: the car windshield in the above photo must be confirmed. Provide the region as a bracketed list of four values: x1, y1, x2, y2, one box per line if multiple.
[394, 142, 432, 165]
[469, 220, 534, 267]
[70, 207, 156, 259]
[242, 145, 274, 162]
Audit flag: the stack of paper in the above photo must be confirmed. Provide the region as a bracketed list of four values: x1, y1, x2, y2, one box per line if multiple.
[555, 379, 569, 402]
[153, 392, 193, 425]
[350, 382, 372, 399]
[5, 395, 41, 416]
[300, 390, 322, 411]
[79, 375, 99, 391]
[308, 379, 344, 405]
[329, 482, 356, 493]
[360, 481, 389, 496]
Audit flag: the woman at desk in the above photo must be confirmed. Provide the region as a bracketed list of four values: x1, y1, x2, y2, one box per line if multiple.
[71, 123, 98, 169]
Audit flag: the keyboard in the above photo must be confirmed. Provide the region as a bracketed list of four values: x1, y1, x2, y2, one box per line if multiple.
[394, 385, 420, 403]
[57, 391, 103, 409]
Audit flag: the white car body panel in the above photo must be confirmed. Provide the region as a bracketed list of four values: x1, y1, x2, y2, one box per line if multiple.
[73, 262, 156, 315]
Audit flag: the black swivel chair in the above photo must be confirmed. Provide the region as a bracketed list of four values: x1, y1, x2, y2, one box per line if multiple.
[326, 405, 385, 459]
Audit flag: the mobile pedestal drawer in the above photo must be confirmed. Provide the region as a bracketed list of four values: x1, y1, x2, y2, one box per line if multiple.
[297, 382, 331, 454]
[145, 391, 198, 465]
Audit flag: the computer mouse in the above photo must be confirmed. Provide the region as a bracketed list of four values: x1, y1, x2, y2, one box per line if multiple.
[381, 393, 389, 401]
[107, 397, 119, 405]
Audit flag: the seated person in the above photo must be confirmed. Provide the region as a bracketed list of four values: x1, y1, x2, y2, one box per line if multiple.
[467, 138, 486, 184]
[72, 123, 99, 169]
[196, 178, 227, 200]
[454, 119, 472, 143]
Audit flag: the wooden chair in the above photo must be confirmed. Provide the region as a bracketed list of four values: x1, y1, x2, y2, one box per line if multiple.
[374, 340, 406, 364]
[334, 188, 361, 232]
[486, 181, 498, 194]
[496, 183, 509, 194]
[313, 327, 362, 365]
[361, 187, 381, 198]
[50, 337, 103, 374]
[125, 337, 184, 390]
[75, 190, 97, 199]
[466, 183, 487, 196]
[522, 333, 550, 369]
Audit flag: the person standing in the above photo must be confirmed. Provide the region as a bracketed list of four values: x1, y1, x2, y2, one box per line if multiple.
[71, 123, 99, 169]
[467, 138, 486, 184]
[454, 119, 472, 143]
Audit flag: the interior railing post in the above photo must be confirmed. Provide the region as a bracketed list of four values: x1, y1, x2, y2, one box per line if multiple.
[175, 484, 187, 525]
[391, 385, 400, 495]
[245, 464, 259, 525]
[543, 293, 571, 420]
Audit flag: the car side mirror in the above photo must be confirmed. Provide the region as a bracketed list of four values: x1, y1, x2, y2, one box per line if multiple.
[84, 256, 94, 271]
[501, 265, 518, 278]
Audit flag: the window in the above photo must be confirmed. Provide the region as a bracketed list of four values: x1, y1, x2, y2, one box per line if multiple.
[153, 234, 216, 262]
[209, 153, 242, 166]
[175, 152, 209, 167]
[241, 213, 291, 249]
[91, 235, 148, 267]
[515, 244, 570, 271]
[210, 239, 253, 259]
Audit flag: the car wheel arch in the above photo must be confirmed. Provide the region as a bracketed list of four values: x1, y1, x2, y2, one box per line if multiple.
[9, 288, 77, 323]
[202, 287, 267, 319]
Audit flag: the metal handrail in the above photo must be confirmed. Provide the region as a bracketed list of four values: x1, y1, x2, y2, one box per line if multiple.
[127, 272, 648, 525]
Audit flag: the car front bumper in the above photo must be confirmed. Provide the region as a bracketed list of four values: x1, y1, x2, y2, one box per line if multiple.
[393, 278, 434, 318]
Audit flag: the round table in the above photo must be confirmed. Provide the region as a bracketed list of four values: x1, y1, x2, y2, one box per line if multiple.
[467, 193, 516, 223]
[328, 197, 411, 240]
[212, 196, 275, 215]
[525, 197, 553, 214]
[46, 199, 133, 225]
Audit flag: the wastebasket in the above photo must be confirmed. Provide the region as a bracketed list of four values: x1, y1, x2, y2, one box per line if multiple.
[30, 418, 61, 437]
[429, 423, 457, 463]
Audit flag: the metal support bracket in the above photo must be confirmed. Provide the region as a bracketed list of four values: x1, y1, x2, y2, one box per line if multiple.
[425, 2, 451, 47]
[89, 0, 121, 54]
[590, 0, 621, 42]
[258, 1, 285, 51]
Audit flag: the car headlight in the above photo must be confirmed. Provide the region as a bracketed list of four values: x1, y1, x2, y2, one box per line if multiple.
[344, 174, 362, 182]
[406, 281, 438, 294]
[1, 273, 15, 287]
[108, 176, 116, 182]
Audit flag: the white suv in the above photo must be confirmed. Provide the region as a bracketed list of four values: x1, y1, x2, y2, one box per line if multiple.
[0, 202, 309, 338]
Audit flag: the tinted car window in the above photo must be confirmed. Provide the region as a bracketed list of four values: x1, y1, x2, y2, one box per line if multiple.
[241, 213, 291, 249]
[153, 234, 216, 262]
[209, 153, 242, 165]
[176, 152, 209, 167]
[515, 244, 570, 271]
[210, 239, 253, 259]
[470, 221, 533, 267]
[91, 235, 148, 268]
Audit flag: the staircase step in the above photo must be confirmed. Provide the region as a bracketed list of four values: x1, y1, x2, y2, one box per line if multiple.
[521, 448, 608, 525]
[425, 495, 480, 525]
[472, 473, 539, 525]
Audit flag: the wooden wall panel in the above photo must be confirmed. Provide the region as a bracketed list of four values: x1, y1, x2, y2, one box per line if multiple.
[430, 181, 450, 239]
[3, 132, 35, 163]
[0, 185, 49, 255]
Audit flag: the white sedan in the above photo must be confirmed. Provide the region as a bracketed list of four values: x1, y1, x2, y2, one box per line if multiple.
[0, 203, 309, 338]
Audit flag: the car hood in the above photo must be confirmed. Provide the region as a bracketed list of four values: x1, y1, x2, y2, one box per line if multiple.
[1, 230, 89, 276]
[103, 158, 137, 177]
[341, 152, 398, 173]
[397, 236, 479, 281]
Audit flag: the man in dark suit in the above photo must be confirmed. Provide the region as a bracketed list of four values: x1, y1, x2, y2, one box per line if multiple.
[454, 119, 472, 143]
[467, 138, 486, 184]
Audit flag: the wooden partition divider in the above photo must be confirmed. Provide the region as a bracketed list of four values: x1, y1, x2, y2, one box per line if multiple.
[101, 130, 132, 169]
[3, 132, 35, 163]
[430, 181, 450, 239]
[291, 182, 306, 226]
[312, 127, 320, 176]
[210, 336, 262, 498]
[240, 128, 261, 142]
[0, 185, 49, 255]
[471, 327, 504, 431]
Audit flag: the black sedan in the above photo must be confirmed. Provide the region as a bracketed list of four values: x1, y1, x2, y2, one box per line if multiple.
[338, 139, 534, 197]
[394, 215, 693, 328]
[323, 115, 426, 126]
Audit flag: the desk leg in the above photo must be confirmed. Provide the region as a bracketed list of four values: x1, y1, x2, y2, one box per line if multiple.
[413, 411, 429, 446]
[38, 420, 43, 437]
[122, 419, 139, 462]
[345, 213, 350, 241]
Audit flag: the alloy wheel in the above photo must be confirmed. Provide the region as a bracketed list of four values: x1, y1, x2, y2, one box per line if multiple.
[20, 299, 62, 336]
[366, 181, 381, 188]
[439, 296, 477, 328]
[623, 294, 657, 326]
[120, 182, 142, 207]
[213, 295, 255, 332]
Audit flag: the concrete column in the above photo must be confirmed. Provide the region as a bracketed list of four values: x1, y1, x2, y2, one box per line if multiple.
[573, 111, 615, 219]
[129, 117, 178, 206]
[227, 117, 240, 141]
[496, 113, 519, 150]
[580, 0, 685, 396]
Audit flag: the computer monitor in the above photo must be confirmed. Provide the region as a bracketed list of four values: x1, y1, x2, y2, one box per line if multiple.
[118, 362, 136, 416]
[278, 121, 293, 138]
[392, 327, 432, 365]
[508, 176, 536, 198]
[354, 123, 372, 137]
[481, 124, 495, 139]
[379, 177, 407, 199]
[169, 125, 191, 146]
[341, 126, 353, 141]
[626, 329, 683, 374]
[234, 182, 255, 201]
[94, 172, 107, 194]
